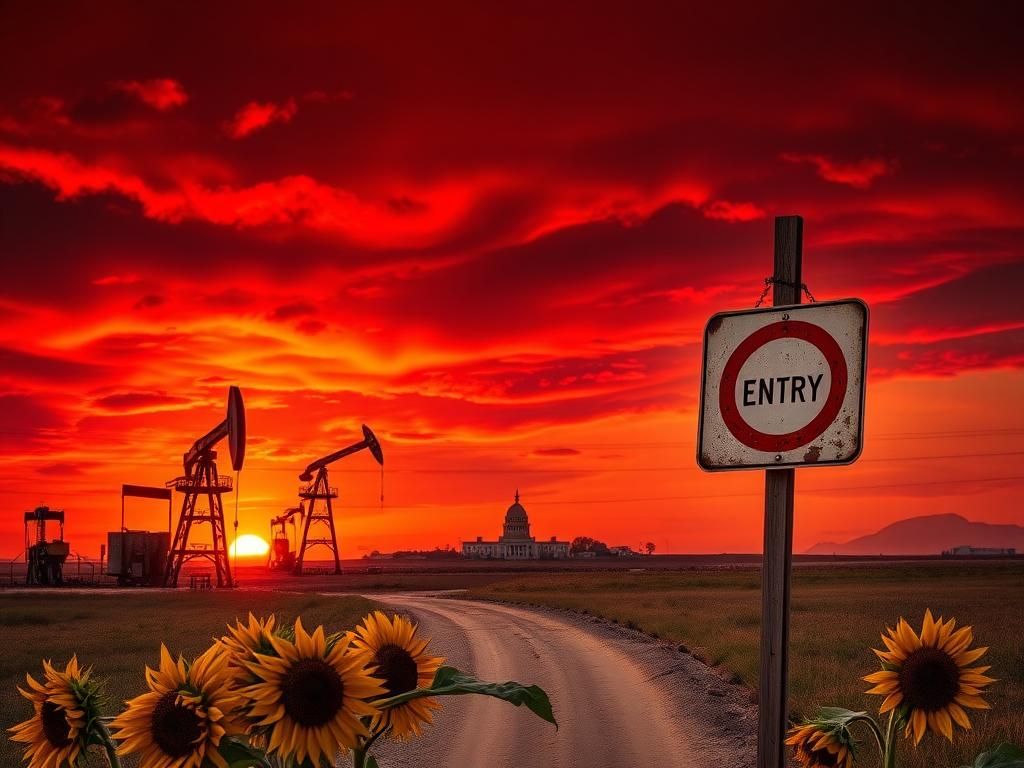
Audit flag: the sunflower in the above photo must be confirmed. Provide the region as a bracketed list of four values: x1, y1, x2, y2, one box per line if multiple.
[864, 608, 996, 744]
[218, 613, 278, 674]
[111, 643, 243, 768]
[349, 611, 445, 739]
[786, 724, 855, 768]
[8, 656, 99, 768]
[240, 617, 385, 763]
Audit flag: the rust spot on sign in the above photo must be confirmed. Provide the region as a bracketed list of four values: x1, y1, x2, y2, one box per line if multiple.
[803, 445, 821, 462]
[708, 316, 724, 336]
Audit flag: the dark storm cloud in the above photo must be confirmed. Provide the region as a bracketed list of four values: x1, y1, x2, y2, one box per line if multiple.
[0, 0, 1021, 446]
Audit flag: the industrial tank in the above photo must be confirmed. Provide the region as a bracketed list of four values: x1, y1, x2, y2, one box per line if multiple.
[107, 531, 169, 586]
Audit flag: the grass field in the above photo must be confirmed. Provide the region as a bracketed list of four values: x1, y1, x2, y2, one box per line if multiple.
[2, 564, 1021, 767]
[0, 590, 378, 767]
[473, 562, 1024, 768]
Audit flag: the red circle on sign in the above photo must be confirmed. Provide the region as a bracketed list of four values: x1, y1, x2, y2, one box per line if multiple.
[719, 320, 847, 452]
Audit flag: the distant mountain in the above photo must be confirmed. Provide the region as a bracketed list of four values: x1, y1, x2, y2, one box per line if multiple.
[806, 514, 1024, 555]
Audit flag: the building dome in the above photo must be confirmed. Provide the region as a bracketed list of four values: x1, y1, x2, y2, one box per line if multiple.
[505, 501, 527, 523]
[500, 490, 531, 541]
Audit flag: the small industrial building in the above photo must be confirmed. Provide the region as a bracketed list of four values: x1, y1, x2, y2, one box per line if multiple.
[942, 545, 1017, 556]
[462, 491, 571, 560]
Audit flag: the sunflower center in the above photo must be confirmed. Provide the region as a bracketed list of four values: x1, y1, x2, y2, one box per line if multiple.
[280, 658, 345, 727]
[40, 701, 72, 748]
[151, 691, 203, 758]
[898, 646, 960, 711]
[372, 644, 419, 697]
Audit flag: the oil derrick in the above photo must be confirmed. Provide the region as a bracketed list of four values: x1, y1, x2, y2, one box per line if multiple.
[24, 506, 69, 585]
[268, 506, 302, 571]
[164, 387, 246, 588]
[294, 424, 383, 575]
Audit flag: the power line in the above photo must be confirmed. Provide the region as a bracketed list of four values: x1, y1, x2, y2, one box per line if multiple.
[492, 475, 1024, 505]
[3, 449, 1021, 479]
[2, 427, 1023, 444]
[9, 473, 1020, 505]
[242, 447, 1024, 473]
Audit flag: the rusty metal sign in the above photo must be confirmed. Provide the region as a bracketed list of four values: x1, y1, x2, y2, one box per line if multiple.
[698, 299, 868, 471]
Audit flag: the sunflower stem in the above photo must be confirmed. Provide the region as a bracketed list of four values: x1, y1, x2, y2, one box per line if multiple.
[848, 713, 886, 758]
[361, 724, 388, 755]
[882, 711, 898, 768]
[96, 721, 122, 768]
[351, 747, 367, 768]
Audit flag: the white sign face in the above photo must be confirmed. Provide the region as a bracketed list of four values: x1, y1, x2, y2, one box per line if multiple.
[697, 299, 868, 471]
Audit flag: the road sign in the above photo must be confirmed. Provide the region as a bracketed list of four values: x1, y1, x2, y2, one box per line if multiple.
[698, 299, 868, 471]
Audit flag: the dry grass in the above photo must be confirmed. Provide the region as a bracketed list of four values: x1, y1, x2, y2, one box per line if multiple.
[474, 562, 1024, 768]
[0, 590, 378, 767]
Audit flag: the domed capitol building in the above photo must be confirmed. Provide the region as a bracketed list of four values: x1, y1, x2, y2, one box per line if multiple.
[462, 490, 571, 559]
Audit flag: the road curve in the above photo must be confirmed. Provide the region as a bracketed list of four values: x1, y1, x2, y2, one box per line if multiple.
[367, 595, 755, 768]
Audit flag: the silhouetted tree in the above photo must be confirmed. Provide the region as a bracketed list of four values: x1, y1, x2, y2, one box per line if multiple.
[644, 541, 656, 555]
[571, 536, 609, 555]
[571, 536, 594, 554]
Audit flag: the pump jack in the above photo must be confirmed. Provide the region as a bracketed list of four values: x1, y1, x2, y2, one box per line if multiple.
[294, 424, 383, 575]
[268, 506, 302, 571]
[164, 387, 245, 588]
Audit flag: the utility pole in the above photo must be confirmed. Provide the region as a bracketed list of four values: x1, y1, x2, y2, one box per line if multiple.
[757, 215, 802, 768]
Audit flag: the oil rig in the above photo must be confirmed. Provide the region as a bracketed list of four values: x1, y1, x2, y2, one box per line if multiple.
[163, 386, 246, 587]
[268, 506, 303, 572]
[17, 387, 395, 589]
[289, 424, 384, 575]
[24, 506, 69, 585]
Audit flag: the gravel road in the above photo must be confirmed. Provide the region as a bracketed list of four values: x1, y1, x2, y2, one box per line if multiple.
[365, 594, 756, 767]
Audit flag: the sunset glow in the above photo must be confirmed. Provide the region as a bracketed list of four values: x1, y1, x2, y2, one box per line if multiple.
[1, 5, 1022, 560]
[229, 534, 271, 560]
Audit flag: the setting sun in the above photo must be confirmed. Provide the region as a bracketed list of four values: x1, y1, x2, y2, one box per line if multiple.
[229, 534, 270, 559]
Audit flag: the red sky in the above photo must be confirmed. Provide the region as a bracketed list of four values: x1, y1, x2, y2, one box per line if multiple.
[1, 4, 1022, 558]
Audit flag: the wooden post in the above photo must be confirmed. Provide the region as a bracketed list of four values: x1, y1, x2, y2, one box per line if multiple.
[757, 215, 802, 768]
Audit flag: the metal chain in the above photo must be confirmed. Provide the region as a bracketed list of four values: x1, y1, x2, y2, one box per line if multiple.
[754, 276, 817, 307]
[753, 278, 773, 308]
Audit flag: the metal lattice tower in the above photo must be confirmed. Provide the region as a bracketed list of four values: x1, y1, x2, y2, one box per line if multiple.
[164, 453, 233, 587]
[162, 386, 246, 588]
[292, 424, 383, 576]
[295, 468, 342, 574]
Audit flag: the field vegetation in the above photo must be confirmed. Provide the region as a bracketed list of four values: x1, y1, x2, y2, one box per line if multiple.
[473, 562, 1024, 768]
[0, 591, 378, 766]
[2, 564, 1020, 767]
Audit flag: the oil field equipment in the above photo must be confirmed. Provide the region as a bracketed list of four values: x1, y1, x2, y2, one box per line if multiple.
[294, 424, 383, 575]
[268, 506, 303, 571]
[24, 506, 70, 585]
[164, 386, 246, 588]
[106, 484, 172, 586]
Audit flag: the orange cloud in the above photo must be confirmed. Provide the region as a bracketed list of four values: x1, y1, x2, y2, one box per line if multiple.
[0, 144, 484, 247]
[702, 200, 765, 222]
[781, 153, 895, 188]
[225, 98, 298, 138]
[113, 79, 188, 110]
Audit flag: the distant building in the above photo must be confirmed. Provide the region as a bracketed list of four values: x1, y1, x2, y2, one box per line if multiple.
[942, 545, 1017, 556]
[462, 491, 571, 560]
[608, 545, 639, 557]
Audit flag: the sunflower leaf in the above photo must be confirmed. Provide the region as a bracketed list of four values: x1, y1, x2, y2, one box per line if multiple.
[808, 707, 870, 730]
[217, 735, 273, 768]
[375, 666, 557, 728]
[962, 743, 1024, 768]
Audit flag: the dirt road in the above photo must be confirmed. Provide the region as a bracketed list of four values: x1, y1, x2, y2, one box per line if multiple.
[369, 595, 755, 767]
